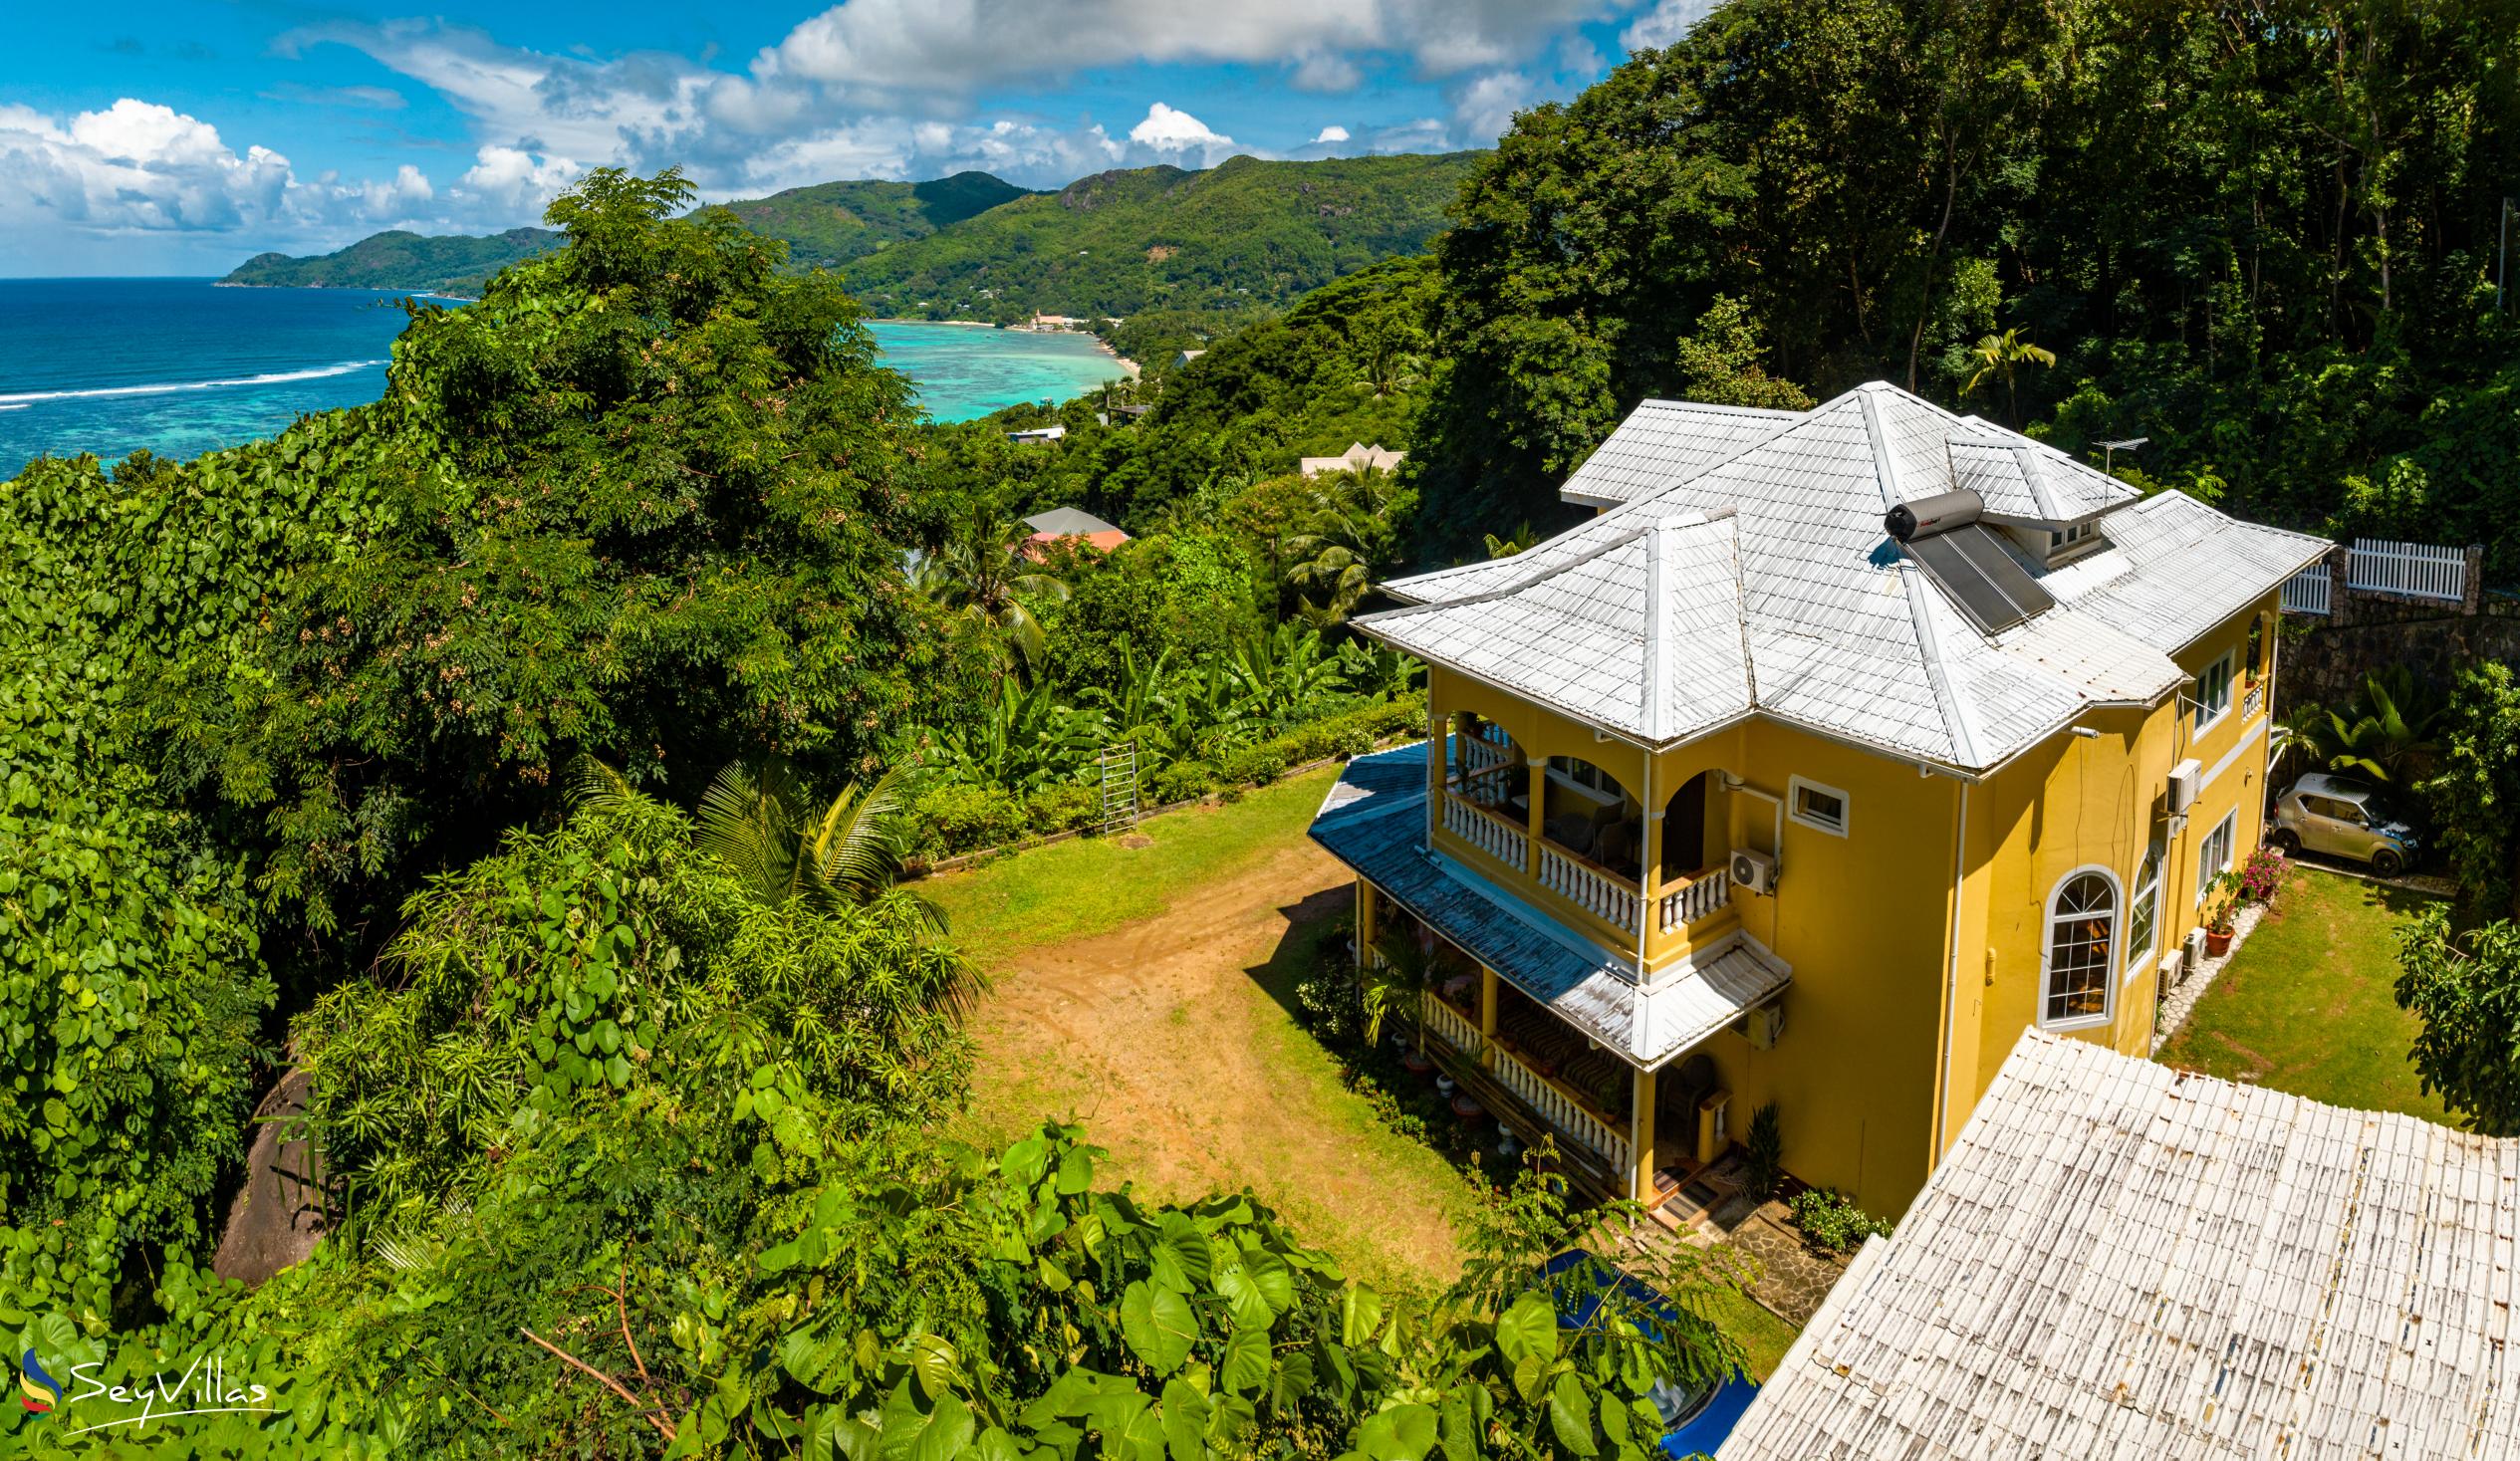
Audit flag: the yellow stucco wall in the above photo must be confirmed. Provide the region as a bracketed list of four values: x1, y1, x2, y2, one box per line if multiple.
[1406, 593, 2282, 1220]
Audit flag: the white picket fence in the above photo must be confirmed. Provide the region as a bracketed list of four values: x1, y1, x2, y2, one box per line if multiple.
[2347, 538, 2466, 604]
[2280, 538, 2469, 614]
[2280, 566, 2332, 615]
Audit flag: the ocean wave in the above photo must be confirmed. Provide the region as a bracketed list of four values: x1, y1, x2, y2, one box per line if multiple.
[0, 360, 386, 406]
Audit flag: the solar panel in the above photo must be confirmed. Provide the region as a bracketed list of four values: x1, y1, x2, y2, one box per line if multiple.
[1905, 524, 2053, 634]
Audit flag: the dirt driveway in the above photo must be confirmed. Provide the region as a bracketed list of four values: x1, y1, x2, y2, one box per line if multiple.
[953, 835, 1476, 1291]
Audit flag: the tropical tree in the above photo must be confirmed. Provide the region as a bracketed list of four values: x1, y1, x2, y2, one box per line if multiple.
[2396, 910, 2520, 1135]
[1961, 327, 2057, 427]
[918, 503, 1072, 677]
[1483, 522, 1540, 559]
[2306, 668, 2444, 784]
[1225, 621, 1348, 734]
[2424, 662, 2520, 921]
[1285, 466, 1411, 620]
[931, 676, 1114, 792]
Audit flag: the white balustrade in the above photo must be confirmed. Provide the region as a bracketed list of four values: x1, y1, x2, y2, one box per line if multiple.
[2280, 566, 2332, 615]
[1657, 867, 1731, 934]
[1459, 730, 1511, 778]
[2242, 681, 2263, 720]
[1486, 1044, 1629, 1171]
[1420, 992, 1482, 1057]
[1444, 792, 1529, 870]
[1537, 843, 1641, 933]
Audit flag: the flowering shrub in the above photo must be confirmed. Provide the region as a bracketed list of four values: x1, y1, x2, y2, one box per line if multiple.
[2240, 846, 2287, 902]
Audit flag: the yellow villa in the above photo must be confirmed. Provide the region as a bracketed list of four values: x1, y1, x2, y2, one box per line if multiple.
[1308, 382, 2327, 1218]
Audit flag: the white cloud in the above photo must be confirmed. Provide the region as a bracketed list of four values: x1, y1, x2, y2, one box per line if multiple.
[1290, 51, 1363, 93]
[1128, 103, 1235, 158]
[456, 145, 584, 212]
[1622, 0, 1719, 51]
[1449, 71, 1538, 144]
[1310, 124, 1352, 143]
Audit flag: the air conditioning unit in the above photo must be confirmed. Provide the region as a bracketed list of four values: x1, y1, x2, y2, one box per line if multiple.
[1744, 1001, 1786, 1051]
[2168, 758, 2203, 816]
[1729, 848, 1779, 895]
[2156, 949, 2183, 990]
[2182, 928, 2207, 978]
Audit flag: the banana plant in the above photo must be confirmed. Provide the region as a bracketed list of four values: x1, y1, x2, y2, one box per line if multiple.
[933, 676, 1114, 793]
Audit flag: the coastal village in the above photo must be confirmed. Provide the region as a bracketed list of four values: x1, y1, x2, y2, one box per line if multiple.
[9, 5, 2520, 1457]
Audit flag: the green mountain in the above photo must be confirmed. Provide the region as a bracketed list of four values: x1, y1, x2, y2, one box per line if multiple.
[843, 152, 1482, 321]
[220, 227, 561, 296]
[709, 171, 1036, 269]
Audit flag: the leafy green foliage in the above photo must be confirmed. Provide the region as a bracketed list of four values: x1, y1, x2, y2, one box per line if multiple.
[843, 154, 1479, 323]
[1787, 1188, 1891, 1254]
[1740, 1103, 1783, 1203]
[2303, 669, 2446, 786]
[167, 166, 943, 937]
[2394, 908, 2520, 1134]
[710, 172, 1037, 271]
[219, 227, 562, 295]
[2425, 663, 2520, 922]
[1418, 0, 2520, 561]
[295, 786, 975, 1234]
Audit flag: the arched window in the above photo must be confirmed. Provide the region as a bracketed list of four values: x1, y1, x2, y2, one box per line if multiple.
[2042, 870, 2119, 1028]
[2126, 845, 2162, 969]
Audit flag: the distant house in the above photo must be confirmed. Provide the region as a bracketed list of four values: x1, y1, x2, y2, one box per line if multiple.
[1299, 442, 1407, 477]
[1720, 1029, 2520, 1458]
[1172, 350, 1206, 368]
[1006, 424, 1067, 444]
[1027, 313, 1085, 332]
[1023, 507, 1130, 556]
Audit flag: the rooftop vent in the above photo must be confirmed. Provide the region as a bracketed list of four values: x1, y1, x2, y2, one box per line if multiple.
[1884, 489, 2056, 635]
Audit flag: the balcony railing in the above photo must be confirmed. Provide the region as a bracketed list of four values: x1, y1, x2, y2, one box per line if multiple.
[1656, 867, 1731, 933]
[1444, 791, 1529, 869]
[2242, 681, 2263, 720]
[1538, 843, 1641, 934]
[1459, 729, 1513, 779]
[1423, 993, 1482, 1056]
[1486, 1038, 1630, 1171]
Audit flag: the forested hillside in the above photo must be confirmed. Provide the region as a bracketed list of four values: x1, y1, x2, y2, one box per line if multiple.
[844, 151, 1480, 321]
[702, 170, 1035, 268]
[221, 226, 561, 295]
[1415, 0, 2520, 568]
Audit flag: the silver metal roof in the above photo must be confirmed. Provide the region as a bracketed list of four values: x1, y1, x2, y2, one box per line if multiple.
[1376, 383, 2328, 771]
[1722, 1031, 2520, 1460]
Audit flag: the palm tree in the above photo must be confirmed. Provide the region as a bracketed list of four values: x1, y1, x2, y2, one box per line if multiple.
[1358, 929, 1440, 1046]
[1962, 327, 2057, 428]
[916, 505, 1070, 678]
[690, 757, 917, 909]
[1482, 522, 1538, 560]
[1285, 467, 1402, 621]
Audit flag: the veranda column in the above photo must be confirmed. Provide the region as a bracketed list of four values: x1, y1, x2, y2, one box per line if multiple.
[1355, 881, 1377, 967]
[1524, 759, 1548, 876]
[1425, 707, 1450, 848]
[1630, 1065, 1657, 1204]
[1477, 966, 1498, 1068]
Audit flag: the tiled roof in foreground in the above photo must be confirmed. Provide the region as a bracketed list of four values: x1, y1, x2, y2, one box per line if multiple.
[1720, 1031, 2520, 1461]
[1378, 382, 2329, 771]
[1310, 742, 1789, 1070]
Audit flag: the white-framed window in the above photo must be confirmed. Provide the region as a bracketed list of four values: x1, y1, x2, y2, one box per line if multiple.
[1787, 776, 1850, 837]
[2194, 811, 2237, 904]
[2125, 843, 2162, 978]
[2042, 868, 2120, 1029]
[1546, 756, 1626, 806]
[2192, 650, 2235, 734]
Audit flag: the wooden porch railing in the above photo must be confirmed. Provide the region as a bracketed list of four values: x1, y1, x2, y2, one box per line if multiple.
[1656, 867, 1730, 934]
[1422, 994, 1482, 1057]
[1444, 791, 1529, 869]
[1537, 843, 1641, 934]
[1484, 1036, 1630, 1171]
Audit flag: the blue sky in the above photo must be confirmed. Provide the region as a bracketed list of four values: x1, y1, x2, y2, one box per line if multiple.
[0, 0, 1715, 276]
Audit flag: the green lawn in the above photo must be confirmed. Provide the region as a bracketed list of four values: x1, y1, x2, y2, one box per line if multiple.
[2155, 866, 2451, 1122]
[922, 772, 1338, 949]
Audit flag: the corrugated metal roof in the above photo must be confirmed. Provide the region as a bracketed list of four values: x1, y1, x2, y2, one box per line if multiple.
[1718, 1031, 2520, 1461]
[1377, 383, 2327, 771]
[1308, 743, 1790, 1069]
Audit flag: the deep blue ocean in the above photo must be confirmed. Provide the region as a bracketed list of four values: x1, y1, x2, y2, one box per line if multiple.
[0, 279, 1128, 474]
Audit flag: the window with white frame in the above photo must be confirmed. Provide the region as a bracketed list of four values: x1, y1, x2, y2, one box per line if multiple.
[2195, 811, 2236, 903]
[2126, 843, 2162, 974]
[2043, 870, 2119, 1027]
[1787, 776, 1850, 837]
[2192, 650, 2234, 733]
[1546, 756, 1625, 805]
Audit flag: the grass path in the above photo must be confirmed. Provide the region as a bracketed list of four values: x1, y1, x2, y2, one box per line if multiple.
[922, 770, 1798, 1376]
[2156, 866, 2450, 1121]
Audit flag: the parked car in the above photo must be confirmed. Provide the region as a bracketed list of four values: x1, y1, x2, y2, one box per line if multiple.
[1540, 1250, 1760, 1458]
[2270, 773, 2420, 874]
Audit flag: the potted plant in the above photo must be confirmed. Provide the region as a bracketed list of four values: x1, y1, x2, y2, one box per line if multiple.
[2202, 869, 2244, 957]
